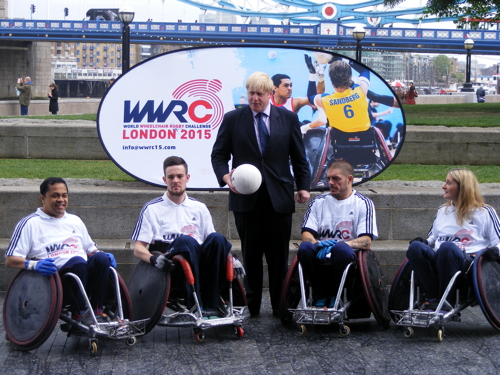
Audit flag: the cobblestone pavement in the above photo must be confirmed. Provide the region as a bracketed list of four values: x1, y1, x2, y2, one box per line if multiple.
[1, 290, 500, 375]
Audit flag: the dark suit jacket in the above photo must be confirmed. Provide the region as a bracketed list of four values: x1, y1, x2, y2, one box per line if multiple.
[211, 105, 310, 214]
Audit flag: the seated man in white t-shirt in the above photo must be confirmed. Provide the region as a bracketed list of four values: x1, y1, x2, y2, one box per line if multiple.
[131, 156, 236, 316]
[5, 177, 117, 325]
[297, 160, 378, 307]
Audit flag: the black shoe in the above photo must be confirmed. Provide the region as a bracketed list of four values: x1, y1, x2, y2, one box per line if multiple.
[79, 312, 110, 326]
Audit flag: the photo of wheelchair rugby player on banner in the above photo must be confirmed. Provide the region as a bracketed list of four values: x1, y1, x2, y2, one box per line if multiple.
[298, 52, 402, 188]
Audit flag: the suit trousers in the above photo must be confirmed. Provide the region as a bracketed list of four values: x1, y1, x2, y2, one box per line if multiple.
[234, 185, 292, 315]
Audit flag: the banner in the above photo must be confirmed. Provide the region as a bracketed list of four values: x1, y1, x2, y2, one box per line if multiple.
[98, 46, 405, 188]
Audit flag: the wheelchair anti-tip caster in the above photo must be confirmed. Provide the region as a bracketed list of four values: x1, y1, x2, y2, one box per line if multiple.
[89, 340, 98, 354]
[339, 325, 350, 336]
[437, 328, 444, 342]
[194, 331, 205, 342]
[299, 325, 307, 335]
[235, 326, 244, 338]
[403, 327, 414, 338]
[126, 337, 137, 346]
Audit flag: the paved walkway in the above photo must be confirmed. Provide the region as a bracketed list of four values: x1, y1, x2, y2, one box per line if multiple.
[1, 291, 500, 375]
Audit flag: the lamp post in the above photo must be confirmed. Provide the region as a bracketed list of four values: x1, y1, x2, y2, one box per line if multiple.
[460, 38, 474, 92]
[118, 5, 135, 74]
[352, 26, 366, 62]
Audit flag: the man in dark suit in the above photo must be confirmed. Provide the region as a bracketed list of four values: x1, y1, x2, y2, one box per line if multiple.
[211, 71, 310, 316]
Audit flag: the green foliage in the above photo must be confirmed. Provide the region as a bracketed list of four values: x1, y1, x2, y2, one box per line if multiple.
[383, 0, 500, 27]
[403, 103, 500, 127]
[433, 55, 451, 81]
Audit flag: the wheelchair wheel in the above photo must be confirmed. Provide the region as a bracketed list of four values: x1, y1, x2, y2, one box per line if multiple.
[3, 270, 63, 351]
[358, 250, 390, 328]
[304, 128, 330, 188]
[473, 252, 500, 331]
[388, 259, 413, 321]
[127, 260, 171, 334]
[279, 256, 304, 326]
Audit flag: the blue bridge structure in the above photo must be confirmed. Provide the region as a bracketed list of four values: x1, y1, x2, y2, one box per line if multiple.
[1, 18, 499, 54]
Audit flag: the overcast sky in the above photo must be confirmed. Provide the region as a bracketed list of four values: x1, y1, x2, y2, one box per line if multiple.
[7, 0, 499, 67]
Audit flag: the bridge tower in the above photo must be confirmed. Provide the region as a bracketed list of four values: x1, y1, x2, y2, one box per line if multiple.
[0, 0, 52, 100]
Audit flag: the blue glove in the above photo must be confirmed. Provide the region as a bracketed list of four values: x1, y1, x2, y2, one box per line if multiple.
[25, 258, 57, 276]
[316, 240, 338, 260]
[104, 252, 117, 268]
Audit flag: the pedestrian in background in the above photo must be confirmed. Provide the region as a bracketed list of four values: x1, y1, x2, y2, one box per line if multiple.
[16, 76, 33, 116]
[404, 83, 418, 105]
[48, 83, 59, 115]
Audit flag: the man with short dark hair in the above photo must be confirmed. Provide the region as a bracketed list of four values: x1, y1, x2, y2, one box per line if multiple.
[131, 156, 233, 316]
[5, 177, 116, 325]
[298, 160, 378, 307]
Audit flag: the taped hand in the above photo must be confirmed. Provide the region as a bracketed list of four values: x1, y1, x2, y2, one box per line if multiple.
[26, 258, 57, 276]
[150, 254, 175, 272]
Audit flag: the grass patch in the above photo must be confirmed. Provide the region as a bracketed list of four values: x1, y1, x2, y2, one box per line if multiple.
[0, 159, 134, 181]
[0, 160, 499, 183]
[372, 164, 500, 183]
[403, 103, 500, 127]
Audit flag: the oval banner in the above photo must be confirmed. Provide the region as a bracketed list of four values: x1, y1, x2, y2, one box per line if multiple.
[98, 46, 405, 189]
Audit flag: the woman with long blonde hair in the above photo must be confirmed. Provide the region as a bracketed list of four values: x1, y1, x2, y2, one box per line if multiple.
[406, 168, 500, 310]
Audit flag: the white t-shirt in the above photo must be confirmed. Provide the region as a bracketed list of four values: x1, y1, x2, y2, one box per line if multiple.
[131, 192, 215, 245]
[302, 190, 378, 241]
[5, 208, 97, 269]
[427, 204, 500, 254]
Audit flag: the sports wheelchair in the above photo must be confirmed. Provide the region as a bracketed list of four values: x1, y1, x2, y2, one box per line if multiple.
[304, 126, 392, 188]
[389, 250, 500, 342]
[127, 252, 248, 342]
[279, 249, 390, 336]
[3, 267, 147, 354]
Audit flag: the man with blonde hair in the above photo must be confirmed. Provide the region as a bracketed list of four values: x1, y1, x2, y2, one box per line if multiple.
[212, 71, 311, 316]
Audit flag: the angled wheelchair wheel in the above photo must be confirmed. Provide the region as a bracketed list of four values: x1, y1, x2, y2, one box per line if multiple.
[358, 250, 391, 328]
[127, 260, 171, 334]
[388, 259, 412, 321]
[279, 256, 303, 326]
[3, 270, 63, 351]
[473, 252, 500, 331]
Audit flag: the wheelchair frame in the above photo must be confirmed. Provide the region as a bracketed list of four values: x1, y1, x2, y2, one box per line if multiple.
[3, 267, 147, 354]
[280, 250, 390, 336]
[128, 253, 249, 342]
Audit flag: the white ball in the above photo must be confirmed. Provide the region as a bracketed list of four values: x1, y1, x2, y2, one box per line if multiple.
[268, 50, 277, 60]
[313, 51, 334, 64]
[232, 164, 262, 195]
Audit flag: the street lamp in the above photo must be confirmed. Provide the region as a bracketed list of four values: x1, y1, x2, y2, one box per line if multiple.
[352, 26, 366, 62]
[118, 5, 135, 74]
[460, 38, 474, 92]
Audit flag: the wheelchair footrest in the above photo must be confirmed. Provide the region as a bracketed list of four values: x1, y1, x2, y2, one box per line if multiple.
[290, 307, 345, 325]
[94, 319, 149, 339]
[159, 306, 249, 329]
[391, 310, 441, 328]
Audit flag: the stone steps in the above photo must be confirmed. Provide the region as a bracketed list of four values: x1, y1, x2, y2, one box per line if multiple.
[0, 238, 408, 291]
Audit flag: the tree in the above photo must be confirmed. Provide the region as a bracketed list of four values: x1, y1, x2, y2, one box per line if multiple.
[434, 55, 451, 84]
[383, 0, 500, 28]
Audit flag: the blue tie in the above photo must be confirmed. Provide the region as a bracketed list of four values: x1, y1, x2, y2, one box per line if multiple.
[257, 112, 269, 153]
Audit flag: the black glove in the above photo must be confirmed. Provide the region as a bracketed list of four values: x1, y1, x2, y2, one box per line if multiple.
[409, 237, 428, 245]
[150, 254, 175, 272]
[304, 54, 315, 74]
[482, 247, 499, 262]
